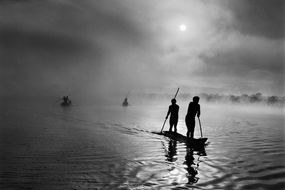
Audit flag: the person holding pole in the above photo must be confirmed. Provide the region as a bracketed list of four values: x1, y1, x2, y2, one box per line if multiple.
[185, 96, 200, 138]
[160, 88, 179, 133]
[166, 99, 179, 133]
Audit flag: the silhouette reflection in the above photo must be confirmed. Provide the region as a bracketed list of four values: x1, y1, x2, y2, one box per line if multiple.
[185, 146, 206, 185]
[184, 148, 198, 184]
[165, 140, 177, 162]
[163, 139, 207, 185]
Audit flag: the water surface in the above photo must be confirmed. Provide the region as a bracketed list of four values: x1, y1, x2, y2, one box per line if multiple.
[0, 100, 284, 189]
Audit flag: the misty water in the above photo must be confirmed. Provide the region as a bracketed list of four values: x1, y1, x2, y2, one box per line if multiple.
[0, 98, 284, 190]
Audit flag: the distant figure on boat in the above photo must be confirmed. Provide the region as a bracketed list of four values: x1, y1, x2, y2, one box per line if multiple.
[166, 99, 179, 133]
[61, 96, 71, 106]
[122, 97, 128, 107]
[185, 96, 200, 138]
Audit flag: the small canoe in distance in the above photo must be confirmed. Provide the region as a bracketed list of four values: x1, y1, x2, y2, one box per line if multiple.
[61, 101, 72, 106]
[122, 101, 128, 107]
[153, 131, 208, 148]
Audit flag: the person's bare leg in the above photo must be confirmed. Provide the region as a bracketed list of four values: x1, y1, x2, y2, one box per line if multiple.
[169, 123, 173, 132]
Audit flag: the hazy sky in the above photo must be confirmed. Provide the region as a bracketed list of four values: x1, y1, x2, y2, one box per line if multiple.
[0, 0, 284, 98]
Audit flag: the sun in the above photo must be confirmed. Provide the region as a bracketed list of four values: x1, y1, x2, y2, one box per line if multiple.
[179, 24, 187, 31]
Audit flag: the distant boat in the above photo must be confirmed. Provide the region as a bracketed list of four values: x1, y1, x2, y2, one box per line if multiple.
[122, 97, 128, 107]
[61, 96, 72, 107]
[61, 100, 72, 106]
[153, 131, 208, 149]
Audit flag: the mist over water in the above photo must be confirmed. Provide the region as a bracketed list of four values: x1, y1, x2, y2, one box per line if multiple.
[0, 97, 284, 189]
[0, 1, 284, 189]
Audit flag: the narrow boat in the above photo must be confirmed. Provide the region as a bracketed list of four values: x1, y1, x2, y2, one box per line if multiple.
[153, 131, 208, 149]
[61, 100, 72, 106]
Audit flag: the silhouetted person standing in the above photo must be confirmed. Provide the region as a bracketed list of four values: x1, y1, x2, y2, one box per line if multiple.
[62, 96, 68, 103]
[185, 96, 200, 138]
[62, 96, 71, 105]
[122, 97, 128, 107]
[166, 99, 179, 133]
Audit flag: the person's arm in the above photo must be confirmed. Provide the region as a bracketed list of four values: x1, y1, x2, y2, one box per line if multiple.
[197, 104, 200, 118]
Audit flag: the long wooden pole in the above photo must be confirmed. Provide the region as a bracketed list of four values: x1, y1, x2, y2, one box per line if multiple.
[198, 117, 203, 138]
[173, 88, 180, 99]
[160, 119, 167, 133]
[160, 88, 180, 133]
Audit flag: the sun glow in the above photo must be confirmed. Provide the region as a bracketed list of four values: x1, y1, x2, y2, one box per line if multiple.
[179, 24, 186, 31]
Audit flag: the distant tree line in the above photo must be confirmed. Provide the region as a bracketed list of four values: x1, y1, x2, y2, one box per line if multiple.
[140, 92, 285, 106]
[193, 92, 284, 106]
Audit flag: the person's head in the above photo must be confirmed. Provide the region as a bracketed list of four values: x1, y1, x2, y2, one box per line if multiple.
[193, 96, 200, 103]
[171, 99, 176, 104]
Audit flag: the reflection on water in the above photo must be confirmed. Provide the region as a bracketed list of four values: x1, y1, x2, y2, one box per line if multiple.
[184, 148, 199, 185]
[165, 140, 177, 162]
[164, 138, 208, 186]
[0, 101, 284, 189]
